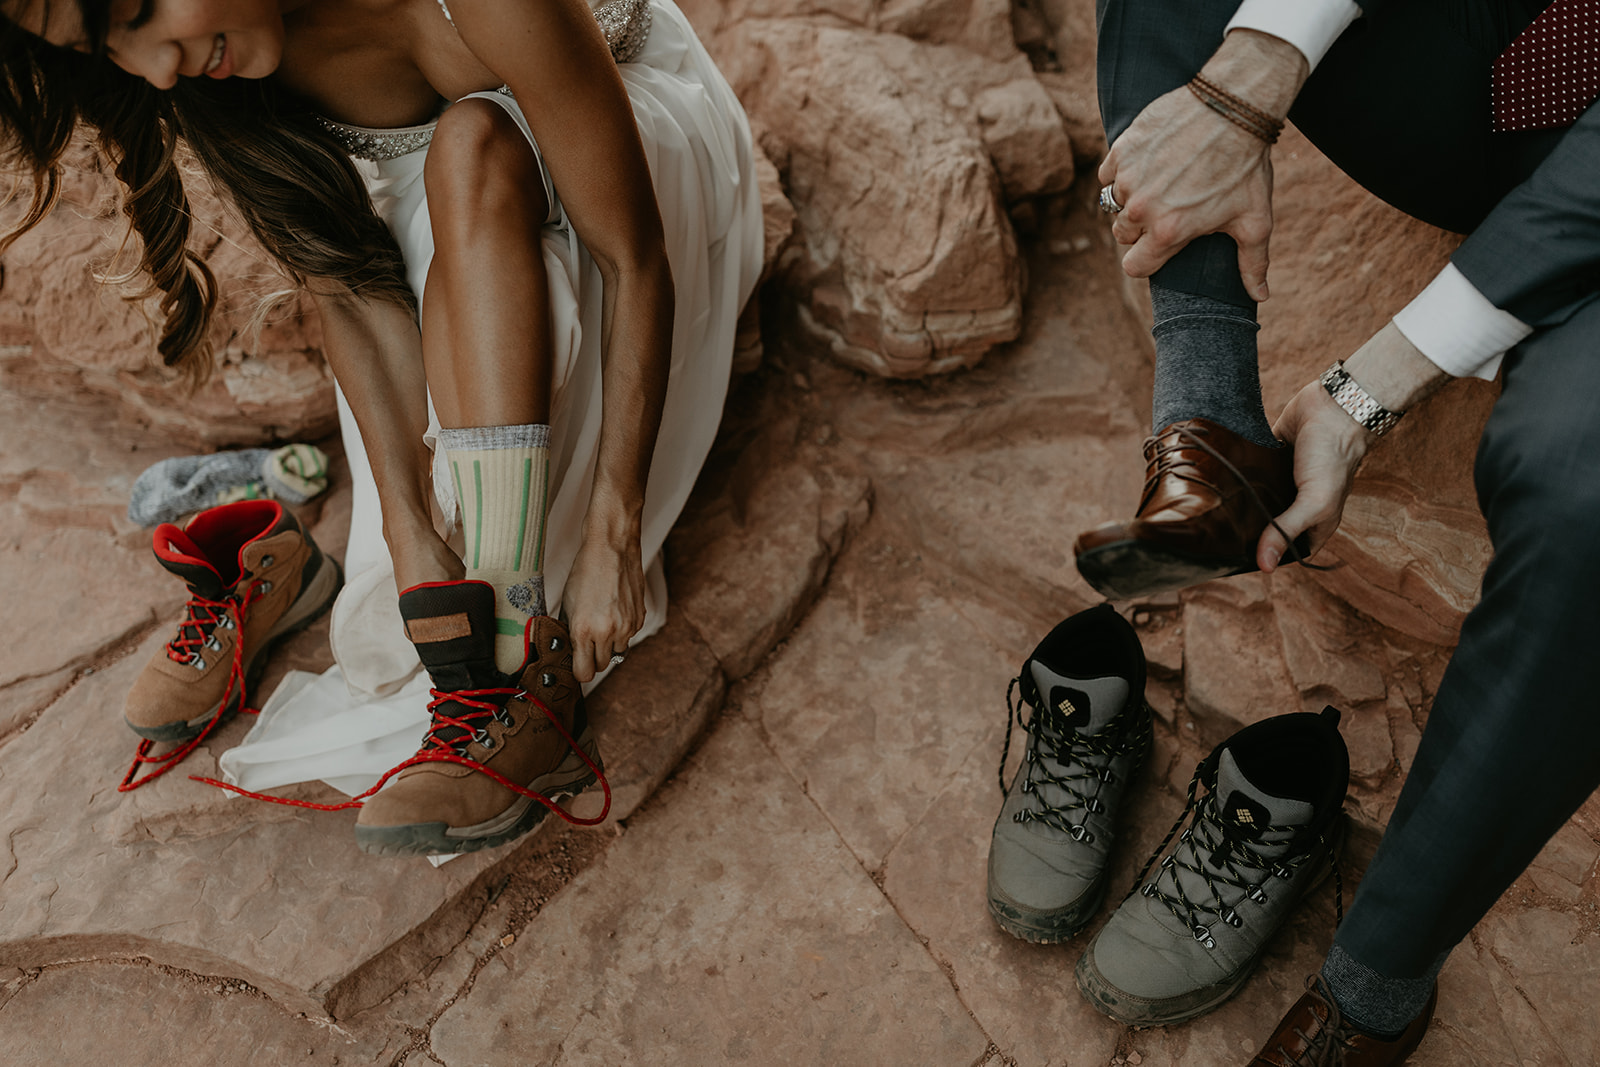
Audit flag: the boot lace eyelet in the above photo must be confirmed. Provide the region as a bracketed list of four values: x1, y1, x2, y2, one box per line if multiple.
[549, 637, 561, 652]
[259, 580, 273, 593]
[542, 672, 556, 687]
[261, 555, 274, 567]
[191, 656, 207, 671]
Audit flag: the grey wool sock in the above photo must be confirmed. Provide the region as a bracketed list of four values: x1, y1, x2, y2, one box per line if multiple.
[1320, 942, 1447, 1040]
[1149, 282, 1281, 448]
[128, 445, 330, 527]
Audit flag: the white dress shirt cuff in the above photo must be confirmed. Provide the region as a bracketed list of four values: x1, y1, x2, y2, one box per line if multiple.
[1226, 0, 1362, 70]
[1391, 263, 1532, 381]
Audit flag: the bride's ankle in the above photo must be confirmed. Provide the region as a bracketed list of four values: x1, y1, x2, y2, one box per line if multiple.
[387, 529, 464, 592]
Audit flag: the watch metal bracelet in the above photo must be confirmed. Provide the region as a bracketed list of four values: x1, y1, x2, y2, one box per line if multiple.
[1320, 360, 1403, 436]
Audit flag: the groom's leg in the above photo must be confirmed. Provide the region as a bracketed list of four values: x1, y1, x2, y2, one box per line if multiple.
[1326, 295, 1600, 1033]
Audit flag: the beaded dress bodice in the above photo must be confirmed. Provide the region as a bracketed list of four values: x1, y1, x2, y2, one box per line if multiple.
[316, 0, 654, 162]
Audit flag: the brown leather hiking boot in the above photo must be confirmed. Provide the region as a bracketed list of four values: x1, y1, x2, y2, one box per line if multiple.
[354, 580, 607, 856]
[124, 499, 342, 745]
[1073, 417, 1305, 600]
[1250, 974, 1435, 1066]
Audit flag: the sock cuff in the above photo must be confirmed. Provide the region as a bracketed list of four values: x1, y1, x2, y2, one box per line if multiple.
[1149, 281, 1259, 328]
[438, 423, 550, 452]
[1320, 942, 1446, 1039]
[1151, 313, 1262, 336]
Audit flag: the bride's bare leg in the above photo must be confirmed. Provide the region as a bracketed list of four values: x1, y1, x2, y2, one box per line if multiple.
[419, 100, 559, 670]
[421, 99, 554, 430]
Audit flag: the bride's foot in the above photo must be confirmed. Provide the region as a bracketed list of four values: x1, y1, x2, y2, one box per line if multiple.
[1072, 418, 1306, 600]
[355, 580, 606, 856]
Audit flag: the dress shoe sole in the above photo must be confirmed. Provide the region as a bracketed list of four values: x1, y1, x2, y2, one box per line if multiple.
[355, 729, 603, 857]
[1075, 539, 1251, 601]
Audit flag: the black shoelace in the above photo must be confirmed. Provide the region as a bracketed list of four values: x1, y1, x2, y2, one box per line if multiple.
[997, 677, 1151, 844]
[1125, 762, 1343, 949]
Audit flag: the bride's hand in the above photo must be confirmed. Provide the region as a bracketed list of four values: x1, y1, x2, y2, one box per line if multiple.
[561, 531, 646, 684]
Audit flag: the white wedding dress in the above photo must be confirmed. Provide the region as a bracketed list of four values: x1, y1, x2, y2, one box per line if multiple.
[218, 0, 761, 799]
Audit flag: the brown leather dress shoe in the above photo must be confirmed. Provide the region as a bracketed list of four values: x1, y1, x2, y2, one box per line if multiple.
[1249, 974, 1436, 1066]
[1073, 417, 1302, 600]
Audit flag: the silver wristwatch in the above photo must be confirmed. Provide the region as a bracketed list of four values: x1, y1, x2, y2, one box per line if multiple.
[1320, 361, 1404, 436]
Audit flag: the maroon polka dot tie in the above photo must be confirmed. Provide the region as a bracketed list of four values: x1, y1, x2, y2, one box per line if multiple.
[1492, 0, 1600, 132]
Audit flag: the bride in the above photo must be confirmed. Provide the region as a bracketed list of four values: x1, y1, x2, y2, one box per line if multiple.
[1, 0, 761, 853]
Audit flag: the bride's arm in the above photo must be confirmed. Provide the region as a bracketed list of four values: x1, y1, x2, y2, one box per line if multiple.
[310, 284, 464, 590]
[445, 0, 673, 679]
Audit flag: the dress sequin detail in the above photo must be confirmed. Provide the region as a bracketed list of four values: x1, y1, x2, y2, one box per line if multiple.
[314, 119, 438, 162]
[320, 0, 655, 161]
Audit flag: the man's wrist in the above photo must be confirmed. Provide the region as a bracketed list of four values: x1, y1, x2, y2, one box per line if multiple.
[1200, 29, 1311, 118]
[1341, 322, 1451, 415]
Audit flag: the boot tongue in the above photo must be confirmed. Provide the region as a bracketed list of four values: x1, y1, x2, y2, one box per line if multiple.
[152, 523, 225, 599]
[1215, 748, 1313, 835]
[398, 582, 504, 695]
[1029, 662, 1130, 735]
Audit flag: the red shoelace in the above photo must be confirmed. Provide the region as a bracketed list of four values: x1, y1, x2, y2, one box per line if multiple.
[118, 583, 264, 793]
[194, 683, 613, 828]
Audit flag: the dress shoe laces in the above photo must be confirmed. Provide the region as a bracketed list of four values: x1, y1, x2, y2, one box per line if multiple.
[998, 678, 1151, 843]
[1266, 975, 1363, 1067]
[1126, 762, 1343, 950]
[1145, 424, 1330, 572]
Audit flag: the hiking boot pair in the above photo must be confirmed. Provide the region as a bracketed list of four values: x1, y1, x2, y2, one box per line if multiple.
[987, 604, 1349, 1027]
[123, 504, 605, 852]
[354, 580, 607, 856]
[122, 499, 343, 789]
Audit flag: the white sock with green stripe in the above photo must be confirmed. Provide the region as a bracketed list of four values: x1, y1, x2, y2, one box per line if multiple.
[437, 424, 551, 674]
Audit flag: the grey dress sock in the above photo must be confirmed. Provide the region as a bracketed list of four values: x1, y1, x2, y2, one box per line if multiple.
[1149, 282, 1280, 448]
[1321, 942, 1447, 1039]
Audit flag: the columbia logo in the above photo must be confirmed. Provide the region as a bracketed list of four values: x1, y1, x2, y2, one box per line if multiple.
[1235, 808, 1256, 826]
[1057, 697, 1077, 716]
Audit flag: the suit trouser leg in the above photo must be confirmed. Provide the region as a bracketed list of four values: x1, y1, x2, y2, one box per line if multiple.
[1333, 302, 1600, 978]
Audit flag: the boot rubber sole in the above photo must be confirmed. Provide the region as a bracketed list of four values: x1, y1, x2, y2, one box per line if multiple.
[354, 728, 604, 857]
[127, 555, 345, 743]
[987, 873, 1108, 944]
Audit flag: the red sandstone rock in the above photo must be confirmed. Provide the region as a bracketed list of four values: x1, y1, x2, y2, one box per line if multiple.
[1263, 127, 1491, 647]
[0, 142, 335, 448]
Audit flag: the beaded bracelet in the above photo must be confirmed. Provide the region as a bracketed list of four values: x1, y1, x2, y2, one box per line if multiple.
[1187, 75, 1284, 144]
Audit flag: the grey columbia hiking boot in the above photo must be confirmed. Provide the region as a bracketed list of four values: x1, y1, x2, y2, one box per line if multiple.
[1076, 705, 1349, 1026]
[987, 603, 1153, 943]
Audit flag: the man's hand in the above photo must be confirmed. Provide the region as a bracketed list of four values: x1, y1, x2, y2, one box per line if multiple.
[1099, 30, 1308, 301]
[1258, 322, 1451, 570]
[1256, 379, 1370, 570]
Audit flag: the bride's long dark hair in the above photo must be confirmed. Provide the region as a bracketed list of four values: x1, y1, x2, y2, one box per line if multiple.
[0, 0, 416, 383]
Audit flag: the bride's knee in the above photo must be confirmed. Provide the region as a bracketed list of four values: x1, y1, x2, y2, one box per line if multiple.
[424, 99, 550, 226]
